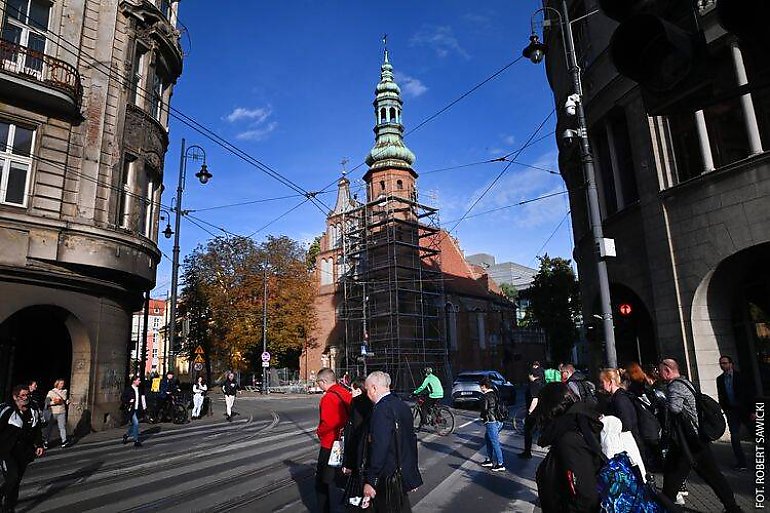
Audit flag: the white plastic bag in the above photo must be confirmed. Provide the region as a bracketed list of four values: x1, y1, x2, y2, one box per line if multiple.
[600, 415, 647, 480]
[327, 436, 344, 467]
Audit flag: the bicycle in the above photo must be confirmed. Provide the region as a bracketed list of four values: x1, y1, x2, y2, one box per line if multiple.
[511, 405, 528, 434]
[149, 393, 188, 424]
[411, 395, 455, 436]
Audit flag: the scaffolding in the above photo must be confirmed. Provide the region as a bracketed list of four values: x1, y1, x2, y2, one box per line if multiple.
[338, 188, 448, 392]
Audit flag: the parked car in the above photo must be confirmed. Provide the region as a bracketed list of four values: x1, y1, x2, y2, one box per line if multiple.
[451, 370, 516, 408]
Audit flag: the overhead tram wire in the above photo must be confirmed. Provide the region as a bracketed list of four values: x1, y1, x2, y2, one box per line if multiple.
[532, 210, 572, 264]
[446, 109, 556, 235]
[314, 56, 527, 195]
[442, 190, 568, 224]
[245, 197, 312, 239]
[31, 21, 331, 215]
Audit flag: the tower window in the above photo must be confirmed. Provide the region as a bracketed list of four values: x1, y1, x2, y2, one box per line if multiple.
[380, 108, 386, 124]
[380, 180, 385, 191]
[389, 107, 396, 122]
[396, 179, 403, 190]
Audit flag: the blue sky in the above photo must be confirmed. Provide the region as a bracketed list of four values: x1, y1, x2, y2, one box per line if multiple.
[153, 0, 573, 295]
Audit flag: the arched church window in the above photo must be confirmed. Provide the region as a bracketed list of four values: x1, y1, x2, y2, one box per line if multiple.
[380, 108, 386, 123]
[380, 180, 385, 191]
[396, 180, 403, 190]
[389, 107, 396, 122]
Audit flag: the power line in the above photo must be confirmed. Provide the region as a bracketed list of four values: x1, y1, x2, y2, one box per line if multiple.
[532, 209, 572, 264]
[442, 190, 568, 224]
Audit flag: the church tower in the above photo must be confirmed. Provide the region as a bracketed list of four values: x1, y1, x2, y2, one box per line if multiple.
[364, 48, 418, 206]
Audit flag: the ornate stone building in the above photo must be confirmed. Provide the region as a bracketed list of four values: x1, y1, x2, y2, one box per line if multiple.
[543, 0, 770, 397]
[0, 0, 183, 430]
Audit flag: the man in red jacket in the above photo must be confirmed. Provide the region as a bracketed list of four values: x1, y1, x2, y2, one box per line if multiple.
[315, 367, 352, 513]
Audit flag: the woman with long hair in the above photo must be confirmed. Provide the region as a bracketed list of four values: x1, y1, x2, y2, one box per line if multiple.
[45, 379, 69, 448]
[192, 376, 207, 419]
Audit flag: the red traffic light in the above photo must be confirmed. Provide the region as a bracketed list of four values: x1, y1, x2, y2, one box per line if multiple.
[618, 303, 633, 316]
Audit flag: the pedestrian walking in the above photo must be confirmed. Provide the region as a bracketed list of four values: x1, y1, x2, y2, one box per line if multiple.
[342, 376, 372, 508]
[26, 381, 43, 417]
[192, 376, 207, 419]
[121, 375, 146, 448]
[716, 355, 752, 470]
[518, 361, 544, 459]
[314, 368, 351, 513]
[222, 372, 238, 422]
[0, 384, 45, 513]
[478, 377, 505, 471]
[533, 382, 604, 513]
[598, 369, 643, 456]
[625, 362, 666, 472]
[561, 364, 597, 405]
[44, 379, 69, 448]
[362, 371, 422, 512]
[658, 358, 743, 513]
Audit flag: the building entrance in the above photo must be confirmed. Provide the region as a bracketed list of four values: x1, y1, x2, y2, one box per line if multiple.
[0, 306, 73, 401]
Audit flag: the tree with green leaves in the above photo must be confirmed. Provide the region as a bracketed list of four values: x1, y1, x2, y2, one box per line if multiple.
[521, 254, 581, 363]
[500, 283, 518, 300]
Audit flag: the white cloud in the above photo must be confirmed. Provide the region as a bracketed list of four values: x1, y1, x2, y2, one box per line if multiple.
[396, 72, 428, 98]
[503, 135, 516, 146]
[410, 25, 470, 60]
[224, 106, 272, 124]
[236, 122, 278, 141]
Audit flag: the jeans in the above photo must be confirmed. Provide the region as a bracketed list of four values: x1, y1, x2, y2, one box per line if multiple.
[662, 442, 739, 512]
[125, 411, 140, 442]
[192, 395, 204, 417]
[725, 410, 748, 467]
[315, 447, 333, 513]
[485, 421, 504, 465]
[225, 394, 235, 416]
[45, 412, 67, 444]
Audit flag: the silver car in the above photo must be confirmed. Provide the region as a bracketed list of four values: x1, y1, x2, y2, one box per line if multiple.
[451, 370, 515, 408]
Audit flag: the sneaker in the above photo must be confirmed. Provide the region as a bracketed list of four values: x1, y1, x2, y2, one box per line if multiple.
[518, 451, 532, 459]
[134, 441, 142, 448]
[675, 492, 685, 506]
[480, 460, 494, 467]
[679, 483, 688, 496]
[122, 434, 128, 445]
[490, 464, 506, 472]
[61, 441, 69, 448]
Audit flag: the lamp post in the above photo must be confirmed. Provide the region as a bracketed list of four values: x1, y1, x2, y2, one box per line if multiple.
[168, 139, 212, 375]
[523, 1, 618, 367]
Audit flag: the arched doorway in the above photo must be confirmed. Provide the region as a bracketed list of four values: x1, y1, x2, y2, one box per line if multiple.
[0, 306, 74, 401]
[692, 242, 770, 397]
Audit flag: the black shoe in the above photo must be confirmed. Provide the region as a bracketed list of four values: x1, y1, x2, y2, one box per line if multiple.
[490, 464, 506, 472]
[122, 434, 128, 445]
[518, 451, 532, 459]
[480, 460, 494, 467]
[134, 441, 142, 448]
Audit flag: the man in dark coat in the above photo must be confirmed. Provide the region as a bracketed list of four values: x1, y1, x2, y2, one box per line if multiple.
[716, 355, 752, 470]
[0, 384, 45, 512]
[363, 371, 422, 512]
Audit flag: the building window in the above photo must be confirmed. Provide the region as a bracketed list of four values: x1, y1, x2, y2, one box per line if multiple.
[152, 348, 158, 358]
[389, 107, 396, 122]
[117, 156, 132, 228]
[1, 0, 50, 75]
[0, 120, 34, 207]
[320, 258, 332, 285]
[593, 108, 639, 216]
[138, 165, 159, 238]
[380, 180, 385, 191]
[446, 303, 458, 351]
[396, 179, 403, 190]
[742, 42, 770, 150]
[130, 46, 147, 107]
[151, 71, 166, 122]
[477, 312, 486, 350]
[667, 111, 703, 182]
[335, 256, 343, 282]
[594, 126, 618, 216]
[158, 0, 173, 19]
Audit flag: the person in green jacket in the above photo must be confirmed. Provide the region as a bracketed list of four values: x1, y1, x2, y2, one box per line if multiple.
[413, 367, 444, 427]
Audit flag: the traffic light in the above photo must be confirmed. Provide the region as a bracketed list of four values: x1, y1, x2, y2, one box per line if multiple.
[600, 0, 712, 115]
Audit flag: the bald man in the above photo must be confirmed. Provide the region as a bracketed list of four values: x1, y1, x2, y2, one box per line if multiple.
[658, 359, 742, 513]
[363, 371, 422, 512]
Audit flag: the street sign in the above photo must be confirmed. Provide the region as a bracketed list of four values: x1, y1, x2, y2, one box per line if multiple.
[194, 345, 205, 354]
[261, 361, 270, 368]
[193, 362, 203, 371]
[193, 354, 205, 364]
[261, 351, 271, 362]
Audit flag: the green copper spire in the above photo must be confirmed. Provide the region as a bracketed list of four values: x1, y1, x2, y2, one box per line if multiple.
[365, 45, 416, 171]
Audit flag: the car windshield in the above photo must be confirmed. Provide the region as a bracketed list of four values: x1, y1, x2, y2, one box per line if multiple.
[456, 373, 486, 383]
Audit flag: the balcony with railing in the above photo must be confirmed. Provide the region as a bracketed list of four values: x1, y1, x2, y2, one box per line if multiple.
[0, 39, 83, 118]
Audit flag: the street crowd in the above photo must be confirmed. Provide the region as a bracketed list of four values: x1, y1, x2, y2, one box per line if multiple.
[0, 355, 753, 512]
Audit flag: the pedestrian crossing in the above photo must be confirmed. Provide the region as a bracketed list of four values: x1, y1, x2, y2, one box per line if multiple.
[18, 399, 547, 513]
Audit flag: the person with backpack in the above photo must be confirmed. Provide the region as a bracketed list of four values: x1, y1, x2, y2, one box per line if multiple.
[478, 377, 506, 472]
[626, 362, 665, 472]
[534, 382, 605, 513]
[519, 363, 544, 459]
[561, 364, 597, 405]
[598, 368, 648, 465]
[0, 384, 45, 512]
[315, 367, 352, 513]
[658, 358, 743, 513]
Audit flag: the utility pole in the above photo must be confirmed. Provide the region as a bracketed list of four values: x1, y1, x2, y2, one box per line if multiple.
[262, 256, 269, 394]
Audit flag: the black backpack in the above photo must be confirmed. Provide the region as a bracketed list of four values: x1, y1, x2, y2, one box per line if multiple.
[629, 393, 662, 442]
[571, 376, 598, 407]
[536, 450, 570, 512]
[495, 397, 510, 421]
[675, 379, 726, 442]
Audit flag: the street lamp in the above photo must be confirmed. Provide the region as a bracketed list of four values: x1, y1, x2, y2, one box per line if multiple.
[168, 139, 212, 375]
[523, 2, 618, 367]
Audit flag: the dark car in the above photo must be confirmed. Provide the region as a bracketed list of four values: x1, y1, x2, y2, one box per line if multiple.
[451, 370, 516, 408]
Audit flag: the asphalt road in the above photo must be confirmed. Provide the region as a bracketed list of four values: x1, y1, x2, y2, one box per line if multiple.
[16, 394, 755, 512]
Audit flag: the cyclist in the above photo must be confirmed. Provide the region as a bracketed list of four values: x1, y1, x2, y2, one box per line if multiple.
[157, 371, 180, 422]
[413, 367, 444, 427]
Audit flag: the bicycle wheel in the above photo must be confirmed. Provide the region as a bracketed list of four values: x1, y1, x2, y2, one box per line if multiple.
[433, 406, 455, 436]
[512, 407, 528, 434]
[412, 405, 422, 431]
[173, 404, 188, 424]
